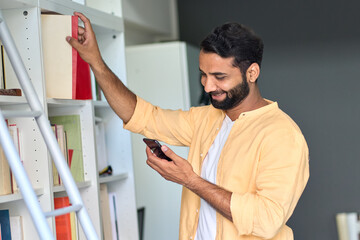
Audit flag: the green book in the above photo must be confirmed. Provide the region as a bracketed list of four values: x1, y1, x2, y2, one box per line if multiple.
[49, 115, 84, 182]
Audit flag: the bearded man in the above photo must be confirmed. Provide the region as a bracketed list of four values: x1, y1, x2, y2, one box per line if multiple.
[67, 12, 309, 240]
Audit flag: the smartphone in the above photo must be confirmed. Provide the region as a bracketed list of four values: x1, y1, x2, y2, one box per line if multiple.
[143, 138, 172, 161]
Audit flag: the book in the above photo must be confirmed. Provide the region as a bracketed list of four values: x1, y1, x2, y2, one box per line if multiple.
[41, 14, 92, 100]
[49, 115, 84, 182]
[95, 120, 108, 172]
[7, 123, 22, 193]
[108, 192, 119, 240]
[69, 212, 78, 240]
[336, 212, 360, 240]
[0, 89, 22, 96]
[1, 42, 21, 90]
[51, 124, 69, 185]
[0, 210, 11, 240]
[99, 184, 113, 240]
[51, 125, 60, 186]
[0, 145, 12, 196]
[54, 197, 72, 240]
[10, 216, 23, 240]
[0, 43, 4, 89]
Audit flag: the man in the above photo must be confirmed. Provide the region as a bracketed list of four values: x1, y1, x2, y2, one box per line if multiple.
[67, 12, 309, 240]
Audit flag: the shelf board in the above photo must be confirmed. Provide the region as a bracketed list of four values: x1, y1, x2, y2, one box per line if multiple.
[93, 100, 109, 108]
[99, 172, 128, 184]
[0, 0, 124, 32]
[47, 98, 89, 109]
[0, 188, 44, 204]
[0, 95, 27, 106]
[53, 180, 92, 193]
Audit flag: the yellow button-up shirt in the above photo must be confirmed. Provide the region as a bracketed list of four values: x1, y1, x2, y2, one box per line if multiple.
[124, 96, 309, 240]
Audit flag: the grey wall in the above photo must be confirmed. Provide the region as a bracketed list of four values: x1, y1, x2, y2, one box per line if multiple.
[177, 1, 360, 239]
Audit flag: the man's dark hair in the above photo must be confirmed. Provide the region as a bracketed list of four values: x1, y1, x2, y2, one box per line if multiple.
[200, 23, 264, 76]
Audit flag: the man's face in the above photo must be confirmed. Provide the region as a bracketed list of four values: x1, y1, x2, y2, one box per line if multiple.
[199, 51, 249, 110]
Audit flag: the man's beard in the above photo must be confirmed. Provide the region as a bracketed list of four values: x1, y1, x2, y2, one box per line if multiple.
[209, 79, 250, 110]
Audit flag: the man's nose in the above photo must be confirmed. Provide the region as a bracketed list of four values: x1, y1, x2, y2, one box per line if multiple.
[202, 77, 217, 93]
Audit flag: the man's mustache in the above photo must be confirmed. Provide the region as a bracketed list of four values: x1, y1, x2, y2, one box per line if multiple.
[209, 90, 226, 96]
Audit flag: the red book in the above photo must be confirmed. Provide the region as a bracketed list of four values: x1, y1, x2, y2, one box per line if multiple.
[71, 16, 92, 100]
[54, 197, 72, 240]
[68, 149, 74, 167]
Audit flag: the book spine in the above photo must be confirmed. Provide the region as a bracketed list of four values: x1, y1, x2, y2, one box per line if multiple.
[71, 16, 78, 99]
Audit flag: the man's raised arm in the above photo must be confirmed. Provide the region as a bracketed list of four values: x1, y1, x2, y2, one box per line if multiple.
[66, 12, 136, 124]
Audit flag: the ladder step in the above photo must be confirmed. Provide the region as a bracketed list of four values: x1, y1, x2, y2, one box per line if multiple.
[44, 204, 83, 218]
[1, 110, 42, 118]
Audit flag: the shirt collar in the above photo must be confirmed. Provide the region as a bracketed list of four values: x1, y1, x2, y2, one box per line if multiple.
[235, 99, 278, 119]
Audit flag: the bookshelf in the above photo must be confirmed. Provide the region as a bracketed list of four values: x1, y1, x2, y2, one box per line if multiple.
[0, 0, 138, 239]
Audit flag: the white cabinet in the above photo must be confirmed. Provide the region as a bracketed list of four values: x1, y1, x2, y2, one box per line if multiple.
[125, 41, 200, 240]
[122, 0, 178, 45]
[0, 0, 138, 239]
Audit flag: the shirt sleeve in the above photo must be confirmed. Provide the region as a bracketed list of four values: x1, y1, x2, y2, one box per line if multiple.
[230, 128, 309, 239]
[124, 96, 194, 147]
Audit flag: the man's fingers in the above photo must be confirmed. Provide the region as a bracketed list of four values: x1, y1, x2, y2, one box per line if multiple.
[161, 145, 177, 161]
[66, 36, 82, 51]
[78, 26, 85, 35]
[74, 12, 93, 31]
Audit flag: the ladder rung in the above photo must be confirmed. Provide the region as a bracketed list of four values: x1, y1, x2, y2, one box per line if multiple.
[44, 204, 83, 218]
[1, 110, 42, 118]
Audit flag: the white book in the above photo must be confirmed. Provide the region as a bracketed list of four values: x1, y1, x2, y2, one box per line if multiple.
[10, 216, 23, 240]
[8, 123, 22, 193]
[100, 184, 113, 240]
[95, 121, 108, 172]
[41, 15, 73, 99]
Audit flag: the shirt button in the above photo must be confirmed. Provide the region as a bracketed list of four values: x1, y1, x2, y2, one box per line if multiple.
[196, 209, 199, 213]
[200, 153, 203, 157]
[190, 237, 193, 240]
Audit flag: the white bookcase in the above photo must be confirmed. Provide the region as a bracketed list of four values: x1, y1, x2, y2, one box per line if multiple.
[0, 0, 138, 239]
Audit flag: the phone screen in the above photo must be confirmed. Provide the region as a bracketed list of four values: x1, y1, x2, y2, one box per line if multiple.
[143, 138, 172, 161]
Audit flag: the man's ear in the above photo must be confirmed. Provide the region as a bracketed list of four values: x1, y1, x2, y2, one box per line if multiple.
[246, 63, 260, 83]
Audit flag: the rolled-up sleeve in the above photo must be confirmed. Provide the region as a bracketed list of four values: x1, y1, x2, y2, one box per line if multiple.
[124, 96, 194, 147]
[230, 129, 309, 239]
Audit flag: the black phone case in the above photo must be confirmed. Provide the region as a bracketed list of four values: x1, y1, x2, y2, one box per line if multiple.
[143, 138, 172, 161]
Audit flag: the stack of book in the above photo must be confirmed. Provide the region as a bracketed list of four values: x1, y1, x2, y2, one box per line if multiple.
[41, 14, 92, 100]
[49, 115, 84, 184]
[54, 197, 78, 239]
[0, 120, 22, 195]
[99, 184, 119, 240]
[0, 209, 23, 239]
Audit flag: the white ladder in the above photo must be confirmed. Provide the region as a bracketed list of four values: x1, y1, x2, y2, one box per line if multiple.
[0, 11, 98, 240]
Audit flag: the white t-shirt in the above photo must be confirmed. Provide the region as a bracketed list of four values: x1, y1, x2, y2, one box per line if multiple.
[195, 115, 234, 240]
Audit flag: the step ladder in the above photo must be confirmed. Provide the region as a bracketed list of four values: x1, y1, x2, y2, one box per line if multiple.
[0, 11, 99, 240]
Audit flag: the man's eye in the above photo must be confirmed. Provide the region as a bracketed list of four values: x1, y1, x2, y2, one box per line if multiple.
[215, 76, 226, 80]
